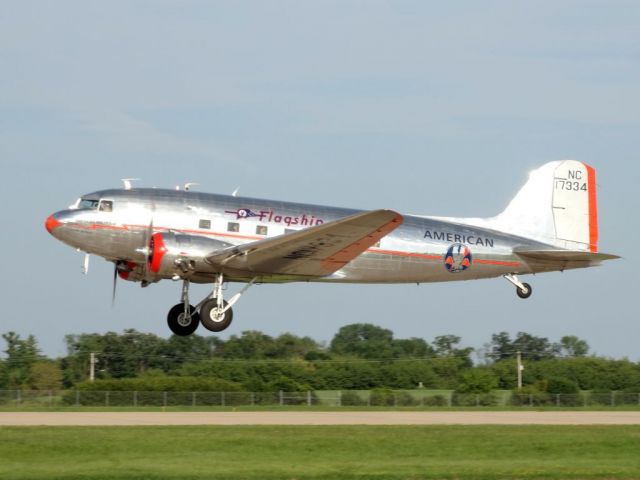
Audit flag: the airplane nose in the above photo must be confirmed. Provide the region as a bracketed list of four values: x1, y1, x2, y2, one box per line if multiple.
[45, 214, 62, 234]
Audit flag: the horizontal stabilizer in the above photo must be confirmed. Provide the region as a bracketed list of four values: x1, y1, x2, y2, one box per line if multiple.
[514, 248, 619, 270]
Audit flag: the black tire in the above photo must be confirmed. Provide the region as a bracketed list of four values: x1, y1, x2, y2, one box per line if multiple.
[167, 303, 200, 336]
[200, 298, 233, 332]
[516, 282, 533, 299]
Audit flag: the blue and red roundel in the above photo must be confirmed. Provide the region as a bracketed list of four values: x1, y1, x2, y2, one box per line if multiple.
[444, 243, 472, 273]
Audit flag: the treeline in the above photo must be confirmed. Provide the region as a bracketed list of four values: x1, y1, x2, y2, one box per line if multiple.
[1, 325, 639, 396]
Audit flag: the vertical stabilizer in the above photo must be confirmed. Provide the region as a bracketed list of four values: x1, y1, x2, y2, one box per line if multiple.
[491, 160, 599, 252]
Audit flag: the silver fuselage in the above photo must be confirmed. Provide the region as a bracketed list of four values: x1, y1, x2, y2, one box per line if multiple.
[47, 188, 556, 284]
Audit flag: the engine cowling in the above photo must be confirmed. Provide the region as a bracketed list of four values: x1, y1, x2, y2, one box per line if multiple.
[117, 261, 142, 281]
[147, 232, 232, 278]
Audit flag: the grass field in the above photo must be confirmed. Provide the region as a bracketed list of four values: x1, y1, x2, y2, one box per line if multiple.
[1, 425, 639, 479]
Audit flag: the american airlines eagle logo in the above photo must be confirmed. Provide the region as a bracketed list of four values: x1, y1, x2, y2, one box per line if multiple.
[444, 243, 472, 273]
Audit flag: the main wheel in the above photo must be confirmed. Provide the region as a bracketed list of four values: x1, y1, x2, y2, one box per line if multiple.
[167, 303, 200, 336]
[200, 297, 233, 332]
[516, 282, 533, 299]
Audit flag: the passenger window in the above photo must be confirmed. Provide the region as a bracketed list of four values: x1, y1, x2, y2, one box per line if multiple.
[227, 222, 240, 233]
[256, 225, 268, 236]
[98, 200, 113, 212]
[199, 219, 211, 229]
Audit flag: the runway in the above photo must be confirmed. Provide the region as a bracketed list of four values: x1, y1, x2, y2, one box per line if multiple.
[2, 411, 640, 426]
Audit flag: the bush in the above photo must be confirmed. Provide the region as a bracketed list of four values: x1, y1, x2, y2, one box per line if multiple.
[451, 392, 498, 406]
[456, 369, 498, 394]
[264, 376, 310, 393]
[366, 389, 419, 406]
[423, 395, 448, 407]
[614, 391, 640, 406]
[369, 388, 395, 406]
[588, 390, 636, 406]
[510, 385, 551, 406]
[62, 376, 243, 406]
[545, 377, 579, 394]
[340, 391, 366, 406]
[395, 391, 418, 406]
[72, 376, 242, 392]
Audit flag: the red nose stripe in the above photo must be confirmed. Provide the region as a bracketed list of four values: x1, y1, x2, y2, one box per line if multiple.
[45, 215, 61, 233]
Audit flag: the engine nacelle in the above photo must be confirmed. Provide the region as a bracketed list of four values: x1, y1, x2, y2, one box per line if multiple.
[148, 232, 231, 278]
[117, 261, 144, 282]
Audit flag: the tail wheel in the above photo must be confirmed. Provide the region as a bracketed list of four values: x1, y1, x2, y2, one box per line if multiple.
[167, 303, 200, 336]
[516, 283, 533, 299]
[200, 298, 233, 332]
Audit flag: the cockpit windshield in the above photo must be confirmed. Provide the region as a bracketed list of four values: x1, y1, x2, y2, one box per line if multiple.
[79, 199, 99, 210]
[77, 199, 113, 211]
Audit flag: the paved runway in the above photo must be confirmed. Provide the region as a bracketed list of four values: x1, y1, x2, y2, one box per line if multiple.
[2, 411, 640, 426]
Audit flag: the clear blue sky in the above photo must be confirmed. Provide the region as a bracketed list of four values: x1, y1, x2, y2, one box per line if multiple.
[1, 1, 638, 359]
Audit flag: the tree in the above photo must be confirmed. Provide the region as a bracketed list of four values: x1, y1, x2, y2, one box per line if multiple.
[216, 331, 278, 359]
[64, 330, 170, 381]
[2, 332, 41, 388]
[0, 359, 6, 389]
[28, 361, 63, 391]
[512, 332, 559, 360]
[559, 335, 589, 357]
[488, 332, 512, 361]
[432, 335, 473, 366]
[330, 324, 395, 359]
[392, 338, 435, 358]
[160, 334, 213, 371]
[489, 332, 558, 362]
[456, 368, 498, 394]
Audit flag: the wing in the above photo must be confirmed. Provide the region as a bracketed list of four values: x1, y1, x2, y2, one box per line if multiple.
[514, 248, 619, 271]
[206, 209, 403, 277]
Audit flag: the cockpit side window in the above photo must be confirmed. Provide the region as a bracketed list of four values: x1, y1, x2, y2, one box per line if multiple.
[79, 199, 99, 210]
[99, 200, 113, 212]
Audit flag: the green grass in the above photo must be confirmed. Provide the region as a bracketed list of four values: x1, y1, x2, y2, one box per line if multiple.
[1, 425, 639, 479]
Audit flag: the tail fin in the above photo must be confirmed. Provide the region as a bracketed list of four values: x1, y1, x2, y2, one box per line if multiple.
[491, 160, 599, 252]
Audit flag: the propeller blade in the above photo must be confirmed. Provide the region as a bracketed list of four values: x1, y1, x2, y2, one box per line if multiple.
[143, 218, 154, 276]
[82, 253, 90, 275]
[142, 201, 155, 278]
[112, 262, 118, 307]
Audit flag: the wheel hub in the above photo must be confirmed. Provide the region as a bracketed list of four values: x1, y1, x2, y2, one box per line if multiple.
[177, 312, 192, 327]
[208, 307, 225, 323]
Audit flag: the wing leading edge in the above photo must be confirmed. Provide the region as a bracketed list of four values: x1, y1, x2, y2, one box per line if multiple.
[206, 209, 403, 277]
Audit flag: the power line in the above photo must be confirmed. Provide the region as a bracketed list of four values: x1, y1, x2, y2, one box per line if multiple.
[0, 349, 593, 366]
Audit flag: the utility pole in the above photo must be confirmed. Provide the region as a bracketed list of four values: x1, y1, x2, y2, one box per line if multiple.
[516, 351, 523, 390]
[89, 352, 97, 382]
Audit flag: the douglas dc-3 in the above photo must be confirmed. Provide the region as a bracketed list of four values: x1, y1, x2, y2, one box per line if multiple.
[46, 160, 617, 336]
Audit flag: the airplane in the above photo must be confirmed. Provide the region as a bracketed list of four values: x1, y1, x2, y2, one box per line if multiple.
[45, 160, 618, 336]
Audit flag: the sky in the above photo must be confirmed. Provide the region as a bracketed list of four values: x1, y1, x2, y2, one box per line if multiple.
[1, 0, 638, 359]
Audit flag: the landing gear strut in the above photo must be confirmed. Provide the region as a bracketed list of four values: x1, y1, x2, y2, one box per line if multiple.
[503, 274, 532, 299]
[199, 274, 256, 332]
[166, 274, 257, 335]
[167, 280, 200, 336]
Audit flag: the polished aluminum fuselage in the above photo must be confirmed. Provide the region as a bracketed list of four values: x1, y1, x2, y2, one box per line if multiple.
[49, 188, 556, 284]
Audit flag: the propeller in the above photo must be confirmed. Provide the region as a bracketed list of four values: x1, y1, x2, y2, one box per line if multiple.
[140, 200, 156, 286]
[112, 262, 118, 306]
[142, 218, 154, 278]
